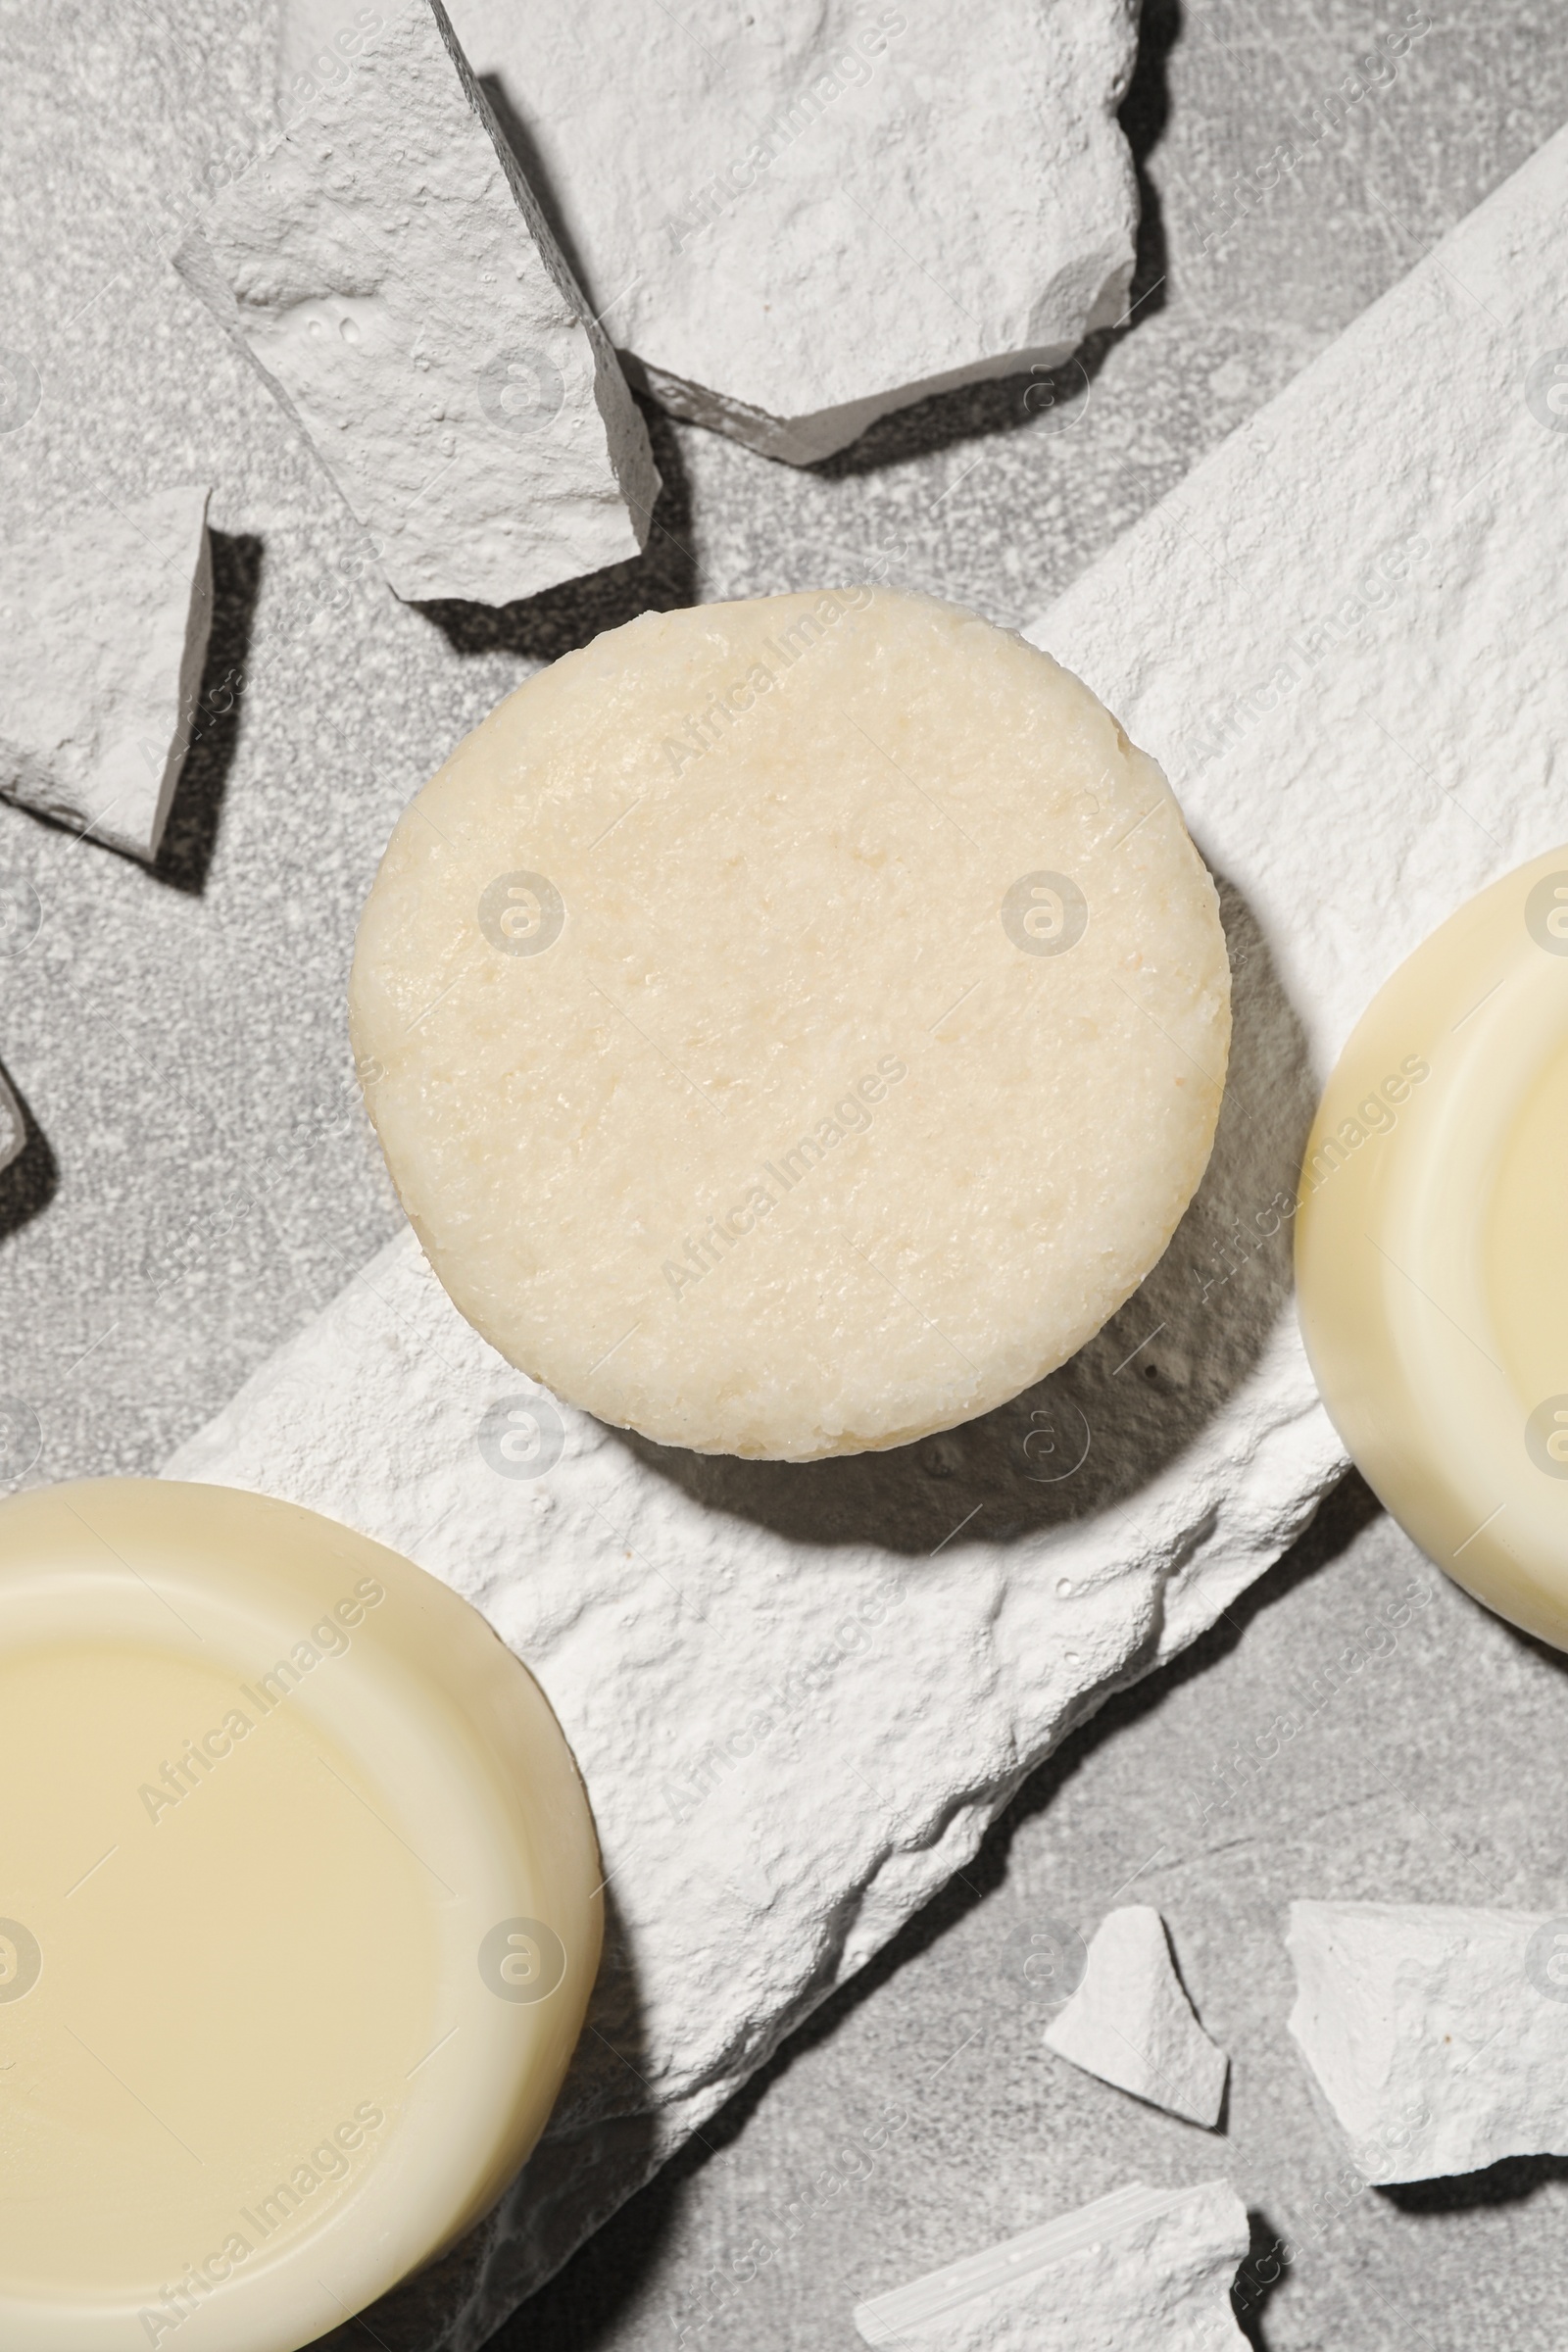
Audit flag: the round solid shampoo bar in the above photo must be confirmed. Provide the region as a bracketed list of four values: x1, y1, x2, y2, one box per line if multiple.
[1297, 845, 1568, 1651]
[351, 587, 1231, 1459]
[0, 1480, 600, 2352]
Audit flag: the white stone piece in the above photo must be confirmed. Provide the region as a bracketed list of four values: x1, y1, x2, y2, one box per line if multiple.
[167, 123, 1568, 2349]
[853, 2179, 1250, 2352]
[279, 0, 1140, 464]
[0, 487, 212, 860]
[0, 1071, 21, 1175]
[1044, 1906, 1227, 2127]
[1287, 1900, 1568, 2183]
[181, 0, 659, 605]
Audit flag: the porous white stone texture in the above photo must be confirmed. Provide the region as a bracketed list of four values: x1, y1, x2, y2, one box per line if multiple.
[279, 0, 1141, 464]
[0, 1070, 22, 1175]
[1044, 1906, 1227, 2126]
[852, 2178, 1250, 2351]
[0, 486, 212, 860]
[168, 123, 1568, 2347]
[1287, 1900, 1568, 2184]
[180, 0, 659, 605]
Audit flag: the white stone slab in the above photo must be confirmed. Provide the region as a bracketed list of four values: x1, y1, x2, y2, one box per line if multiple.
[279, 0, 1140, 464]
[1288, 1900, 1568, 2183]
[852, 2179, 1250, 2351]
[167, 122, 1568, 2348]
[0, 486, 212, 860]
[180, 0, 659, 606]
[1044, 1906, 1227, 2126]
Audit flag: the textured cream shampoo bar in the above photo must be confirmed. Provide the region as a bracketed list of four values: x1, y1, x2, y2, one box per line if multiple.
[351, 587, 1232, 1460]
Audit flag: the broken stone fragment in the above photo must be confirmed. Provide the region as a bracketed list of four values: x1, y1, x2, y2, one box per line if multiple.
[0, 486, 212, 860]
[1287, 1899, 1568, 2182]
[0, 1069, 22, 1174]
[279, 0, 1140, 464]
[853, 2179, 1250, 2351]
[1044, 1905, 1228, 2127]
[181, 0, 659, 605]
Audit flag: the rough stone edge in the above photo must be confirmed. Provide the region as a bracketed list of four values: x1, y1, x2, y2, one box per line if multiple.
[0, 484, 213, 862]
[1284, 1898, 1568, 2185]
[143, 488, 214, 861]
[173, 0, 659, 595]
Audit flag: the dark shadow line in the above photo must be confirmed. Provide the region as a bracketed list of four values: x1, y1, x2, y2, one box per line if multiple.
[0, 1056, 58, 1245]
[1231, 2201, 1290, 2349]
[155, 527, 265, 895]
[1379, 2151, 1568, 2214]
[477, 74, 597, 303]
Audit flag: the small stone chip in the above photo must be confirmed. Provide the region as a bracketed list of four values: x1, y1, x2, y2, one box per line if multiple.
[349, 585, 1230, 1460]
[1044, 1905, 1229, 2127]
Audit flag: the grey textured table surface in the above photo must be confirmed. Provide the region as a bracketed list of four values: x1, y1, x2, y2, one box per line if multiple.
[2, 4, 1567, 2348]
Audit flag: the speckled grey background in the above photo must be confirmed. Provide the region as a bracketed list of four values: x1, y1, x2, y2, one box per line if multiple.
[2, 3, 1567, 2346]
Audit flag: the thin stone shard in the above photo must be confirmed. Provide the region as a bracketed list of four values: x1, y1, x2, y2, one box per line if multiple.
[853, 2179, 1250, 2351]
[1044, 1906, 1228, 2127]
[179, 0, 659, 605]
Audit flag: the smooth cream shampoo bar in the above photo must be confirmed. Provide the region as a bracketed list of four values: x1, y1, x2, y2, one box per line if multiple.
[350, 587, 1231, 1460]
[1297, 847, 1568, 1649]
[0, 1481, 601, 2352]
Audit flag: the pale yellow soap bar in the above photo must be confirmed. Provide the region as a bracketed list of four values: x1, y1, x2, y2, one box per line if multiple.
[1297, 846, 1568, 1649]
[0, 1480, 601, 2352]
[350, 587, 1231, 1460]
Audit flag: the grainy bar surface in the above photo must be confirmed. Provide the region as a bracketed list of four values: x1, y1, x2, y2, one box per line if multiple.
[350, 588, 1228, 1459]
